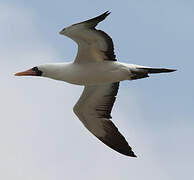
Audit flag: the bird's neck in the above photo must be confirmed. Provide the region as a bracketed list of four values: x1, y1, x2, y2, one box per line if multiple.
[39, 62, 73, 81]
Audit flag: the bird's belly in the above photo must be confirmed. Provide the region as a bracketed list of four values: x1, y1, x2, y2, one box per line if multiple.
[63, 63, 130, 85]
[70, 72, 125, 85]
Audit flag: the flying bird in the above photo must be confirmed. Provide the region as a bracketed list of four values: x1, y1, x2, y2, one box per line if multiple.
[15, 11, 176, 157]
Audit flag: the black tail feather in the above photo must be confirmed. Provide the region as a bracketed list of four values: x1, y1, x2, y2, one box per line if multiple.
[137, 68, 177, 74]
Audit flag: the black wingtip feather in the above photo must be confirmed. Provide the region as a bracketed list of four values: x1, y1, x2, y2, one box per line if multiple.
[105, 10, 111, 15]
[129, 151, 137, 158]
[96, 11, 111, 21]
[73, 11, 111, 28]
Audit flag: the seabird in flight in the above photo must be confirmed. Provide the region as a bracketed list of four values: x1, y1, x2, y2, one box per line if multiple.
[15, 11, 176, 157]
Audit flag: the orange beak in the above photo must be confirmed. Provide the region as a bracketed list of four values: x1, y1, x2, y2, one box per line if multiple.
[14, 68, 37, 76]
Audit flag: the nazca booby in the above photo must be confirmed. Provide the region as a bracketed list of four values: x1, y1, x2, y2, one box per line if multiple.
[15, 11, 176, 157]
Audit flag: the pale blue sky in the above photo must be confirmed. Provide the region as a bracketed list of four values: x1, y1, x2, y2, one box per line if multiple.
[0, 0, 194, 179]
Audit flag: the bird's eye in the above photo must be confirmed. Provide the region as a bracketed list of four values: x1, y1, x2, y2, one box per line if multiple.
[32, 66, 42, 76]
[32, 67, 38, 71]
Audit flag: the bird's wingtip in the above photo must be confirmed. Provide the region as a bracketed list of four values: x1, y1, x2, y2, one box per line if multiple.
[129, 151, 137, 158]
[106, 10, 111, 14]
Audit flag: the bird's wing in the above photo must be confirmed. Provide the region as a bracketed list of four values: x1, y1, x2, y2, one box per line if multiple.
[60, 11, 117, 63]
[73, 82, 136, 157]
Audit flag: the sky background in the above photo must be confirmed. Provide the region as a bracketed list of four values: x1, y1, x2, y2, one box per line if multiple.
[0, 0, 194, 179]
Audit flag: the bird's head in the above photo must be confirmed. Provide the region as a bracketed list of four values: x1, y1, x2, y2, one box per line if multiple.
[14, 64, 64, 81]
[15, 66, 43, 77]
[14, 63, 56, 77]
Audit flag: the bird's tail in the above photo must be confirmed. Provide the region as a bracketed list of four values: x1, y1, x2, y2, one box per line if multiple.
[137, 67, 176, 74]
[130, 66, 176, 80]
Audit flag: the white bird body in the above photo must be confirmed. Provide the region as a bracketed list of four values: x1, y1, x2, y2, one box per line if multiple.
[39, 62, 143, 85]
[15, 11, 176, 157]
